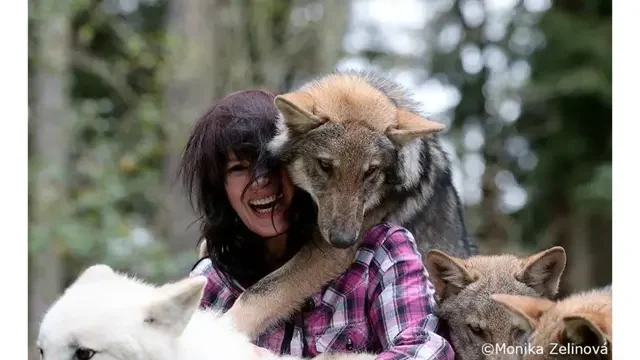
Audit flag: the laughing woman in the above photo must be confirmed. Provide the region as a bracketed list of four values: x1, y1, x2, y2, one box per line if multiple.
[179, 89, 454, 360]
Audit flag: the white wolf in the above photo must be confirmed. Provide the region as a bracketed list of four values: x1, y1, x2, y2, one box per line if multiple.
[36, 264, 374, 360]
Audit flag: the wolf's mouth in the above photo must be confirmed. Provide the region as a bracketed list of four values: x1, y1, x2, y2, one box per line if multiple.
[249, 193, 283, 213]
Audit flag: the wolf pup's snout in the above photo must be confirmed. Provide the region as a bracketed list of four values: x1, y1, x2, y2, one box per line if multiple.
[329, 229, 359, 248]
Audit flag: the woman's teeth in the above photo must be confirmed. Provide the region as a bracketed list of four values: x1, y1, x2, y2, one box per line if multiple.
[249, 194, 283, 213]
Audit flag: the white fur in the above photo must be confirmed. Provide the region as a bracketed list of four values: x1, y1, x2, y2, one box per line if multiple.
[37, 265, 374, 360]
[397, 139, 424, 189]
[36, 264, 278, 360]
[389, 180, 435, 225]
[267, 113, 289, 156]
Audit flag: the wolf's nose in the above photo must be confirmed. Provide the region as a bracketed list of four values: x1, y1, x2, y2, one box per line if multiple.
[329, 230, 358, 249]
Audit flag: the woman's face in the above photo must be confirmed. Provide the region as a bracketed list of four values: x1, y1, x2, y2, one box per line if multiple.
[224, 153, 294, 238]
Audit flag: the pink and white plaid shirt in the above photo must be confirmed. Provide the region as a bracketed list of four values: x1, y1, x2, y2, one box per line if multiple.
[189, 223, 455, 360]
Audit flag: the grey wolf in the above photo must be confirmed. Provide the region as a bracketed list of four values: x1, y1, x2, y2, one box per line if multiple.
[492, 285, 612, 360]
[424, 246, 567, 360]
[224, 71, 477, 338]
[36, 264, 374, 360]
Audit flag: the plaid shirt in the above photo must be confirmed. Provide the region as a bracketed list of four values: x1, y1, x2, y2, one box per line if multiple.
[189, 223, 455, 360]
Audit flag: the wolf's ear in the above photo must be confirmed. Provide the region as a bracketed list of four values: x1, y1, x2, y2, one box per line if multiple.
[424, 250, 475, 301]
[492, 294, 554, 332]
[386, 110, 445, 146]
[73, 264, 115, 286]
[517, 246, 566, 298]
[145, 276, 207, 337]
[274, 93, 327, 135]
[561, 315, 609, 347]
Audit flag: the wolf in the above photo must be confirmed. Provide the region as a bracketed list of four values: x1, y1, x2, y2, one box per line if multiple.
[223, 71, 477, 338]
[492, 286, 612, 360]
[423, 246, 567, 360]
[36, 264, 375, 360]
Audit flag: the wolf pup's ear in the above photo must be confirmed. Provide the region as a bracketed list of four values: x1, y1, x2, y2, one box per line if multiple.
[561, 315, 609, 347]
[145, 276, 208, 337]
[492, 294, 554, 333]
[73, 264, 115, 286]
[386, 110, 445, 146]
[274, 92, 327, 135]
[517, 246, 566, 298]
[425, 250, 475, 301]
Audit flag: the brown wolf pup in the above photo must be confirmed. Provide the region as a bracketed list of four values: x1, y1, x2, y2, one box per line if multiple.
[424, 246, 567, 360]
[223, 71, 477, 338]
[492, 286, 611, 360]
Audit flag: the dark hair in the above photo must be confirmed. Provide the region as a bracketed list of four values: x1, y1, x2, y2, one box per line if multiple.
[178, 89, 316, 287]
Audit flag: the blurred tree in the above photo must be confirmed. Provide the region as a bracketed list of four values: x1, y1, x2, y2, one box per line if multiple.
[155, 0, 218, 260]
[425, 0, 526, 254]
[28, 1, 72, 359]
[514, 0, 611, 295]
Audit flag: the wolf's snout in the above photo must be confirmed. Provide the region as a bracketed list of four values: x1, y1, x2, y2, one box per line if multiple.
[329, 230, 358, 249]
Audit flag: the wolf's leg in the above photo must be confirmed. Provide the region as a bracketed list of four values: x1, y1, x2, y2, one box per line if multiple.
[225, 236, 356, 339]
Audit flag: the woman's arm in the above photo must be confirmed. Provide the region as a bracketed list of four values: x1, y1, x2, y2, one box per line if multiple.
[366, 227, 455, 360]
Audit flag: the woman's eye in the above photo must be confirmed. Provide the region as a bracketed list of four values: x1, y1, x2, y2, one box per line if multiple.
[228, 164, 249, 173]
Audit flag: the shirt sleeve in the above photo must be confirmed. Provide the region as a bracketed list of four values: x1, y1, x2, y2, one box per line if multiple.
[188, 257, 237, 311]
[366, 227, 455, 360]
[190, 256, 214, 277]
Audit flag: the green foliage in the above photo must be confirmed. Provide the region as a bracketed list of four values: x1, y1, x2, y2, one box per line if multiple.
[29, 0, 179, 281]
[514, 0, 611, 251]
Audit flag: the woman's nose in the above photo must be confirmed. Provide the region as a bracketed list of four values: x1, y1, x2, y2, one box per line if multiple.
[251, 176, 270, 188]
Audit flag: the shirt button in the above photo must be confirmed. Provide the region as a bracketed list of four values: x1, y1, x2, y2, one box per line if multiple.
[346, 338, 353, 350]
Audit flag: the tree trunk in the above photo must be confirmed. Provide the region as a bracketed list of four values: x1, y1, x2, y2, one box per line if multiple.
[28, 1, 71, 358]
[587, 212, 612, 288]
[547, 199, 581, 297]
[157, 0, 218, 258]
[478, 163, 510, 253]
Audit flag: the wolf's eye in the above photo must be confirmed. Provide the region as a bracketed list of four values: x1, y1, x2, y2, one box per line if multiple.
[363, 165, 378, 179]
[74, 348, 96, 360]
[317, 158, 332, 172]
[512, 327, 527, 341]
[468, 323, 484, 337]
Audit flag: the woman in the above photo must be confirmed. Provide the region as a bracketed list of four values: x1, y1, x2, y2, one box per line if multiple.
[179, 89, 454, 360]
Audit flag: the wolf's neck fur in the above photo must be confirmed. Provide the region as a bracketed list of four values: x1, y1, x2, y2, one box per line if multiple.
[176, 310, 257, 360]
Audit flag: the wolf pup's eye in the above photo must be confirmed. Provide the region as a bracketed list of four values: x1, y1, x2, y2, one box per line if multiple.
[512, 327, 527, 341]
[468, 323, 484, 337]
[74, 348, 96, 360]
[317, 158, 332, 172]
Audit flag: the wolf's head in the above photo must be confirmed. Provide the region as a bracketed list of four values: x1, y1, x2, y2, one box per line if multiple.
[268, 72, 445, 248]
[492, 287, 612, 360]
[425, 246, 566, 360]
[36, 264, 207, 360]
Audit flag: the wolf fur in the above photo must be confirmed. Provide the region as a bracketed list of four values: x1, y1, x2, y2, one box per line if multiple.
[36, 264, 375, 360]
[424, 246, 567, 360]
[492, 286, 612, 360]
[224, 70, 477, 338]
